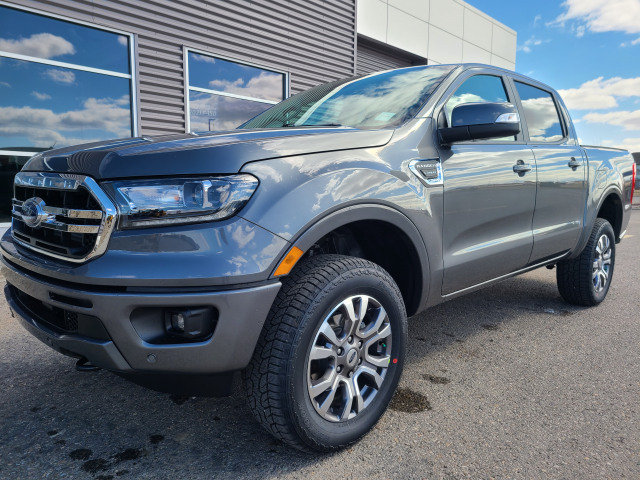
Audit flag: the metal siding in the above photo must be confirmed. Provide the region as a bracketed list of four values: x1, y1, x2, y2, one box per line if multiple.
[7, 0, 356, 136]
[356, 37, 427, 76]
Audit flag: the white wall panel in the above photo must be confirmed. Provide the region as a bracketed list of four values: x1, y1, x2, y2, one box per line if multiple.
[463, 7, 492, 51]
[429, 0, 463, 38]
[462, 41, 491, 64]
[387, 6, 429, 58]
[491, 24, 517, 63]
[387, 0, 429, 22]
[356, 0, 387, 43]
[428, 26, 463, 64]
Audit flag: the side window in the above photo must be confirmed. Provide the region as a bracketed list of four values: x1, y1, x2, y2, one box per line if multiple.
[443, 74, 515, 142]
[444, 75, 509, 123]
[514, 82, 565, 143]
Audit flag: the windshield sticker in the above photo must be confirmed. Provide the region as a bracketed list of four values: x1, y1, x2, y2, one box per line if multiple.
[375, 112, 396, 122]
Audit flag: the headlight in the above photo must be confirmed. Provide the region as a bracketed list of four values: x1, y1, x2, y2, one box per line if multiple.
[102, 175, 258, 228]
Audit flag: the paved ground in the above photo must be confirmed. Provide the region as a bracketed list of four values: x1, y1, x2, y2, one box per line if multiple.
[1, 214, 639, 480]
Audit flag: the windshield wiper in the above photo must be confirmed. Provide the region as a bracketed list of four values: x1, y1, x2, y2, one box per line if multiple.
[282, 122, 343, 127]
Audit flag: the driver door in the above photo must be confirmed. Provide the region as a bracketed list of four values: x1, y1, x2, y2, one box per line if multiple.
[438, 72, 537, 295]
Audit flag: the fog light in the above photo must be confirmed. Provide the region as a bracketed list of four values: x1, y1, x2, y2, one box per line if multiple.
[164, 307, 216, 341]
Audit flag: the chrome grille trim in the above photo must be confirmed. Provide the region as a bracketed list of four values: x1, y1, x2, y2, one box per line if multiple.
[11, 172, 117, 263]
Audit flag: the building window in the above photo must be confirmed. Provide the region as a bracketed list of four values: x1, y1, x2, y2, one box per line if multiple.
[185, 49, 288, 132]
[0, 4, 137, 223]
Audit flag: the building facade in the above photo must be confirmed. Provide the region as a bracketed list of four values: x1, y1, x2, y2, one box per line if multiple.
[0, 0, 516, 225]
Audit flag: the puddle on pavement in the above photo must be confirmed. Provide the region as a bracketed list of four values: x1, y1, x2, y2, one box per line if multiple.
[423, 374, 451, 385]
[389, 388, 432, 413]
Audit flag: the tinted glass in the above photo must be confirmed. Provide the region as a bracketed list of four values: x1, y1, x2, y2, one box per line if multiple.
[515, 82, 564, 143]
[0, 6, 130, 73]
[188, 52, 285, 102]
[189, 91, 273, 131]
[242, 65, 454, 130]
[0, 58, 132, 149]
[444, 75, 509, 126]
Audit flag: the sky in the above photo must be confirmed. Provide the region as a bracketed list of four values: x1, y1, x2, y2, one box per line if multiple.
[470, 0, 640, 153]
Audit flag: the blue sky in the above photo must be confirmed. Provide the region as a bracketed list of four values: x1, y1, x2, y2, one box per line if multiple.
[471, 0, 640, 153]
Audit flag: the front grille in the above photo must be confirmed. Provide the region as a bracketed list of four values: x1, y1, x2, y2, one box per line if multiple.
[10, 173, 116, 262]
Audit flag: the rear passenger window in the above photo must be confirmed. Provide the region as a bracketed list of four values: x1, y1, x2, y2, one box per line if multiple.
[515, 82, 565, 143]
[443, 74, 515, 141]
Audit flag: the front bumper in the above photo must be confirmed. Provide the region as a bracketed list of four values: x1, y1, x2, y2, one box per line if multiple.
[2, 256, 280, 375]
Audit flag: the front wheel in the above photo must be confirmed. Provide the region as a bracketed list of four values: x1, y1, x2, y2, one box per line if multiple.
[243, 254, 407, 452]
[557, 218, 616, 306]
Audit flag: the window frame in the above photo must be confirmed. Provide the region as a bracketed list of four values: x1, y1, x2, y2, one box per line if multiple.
[0, 1, 139, 137]
[508, 78, 570, 145]
[0, 1, 139, 227]
[183, 47, 290, 133]
[433, 68, 526, 145]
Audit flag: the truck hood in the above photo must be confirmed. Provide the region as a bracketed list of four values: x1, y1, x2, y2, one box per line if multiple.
[22, 127, 394, 180]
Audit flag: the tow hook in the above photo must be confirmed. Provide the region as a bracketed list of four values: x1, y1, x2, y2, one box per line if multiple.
[76, 358, 101, 372]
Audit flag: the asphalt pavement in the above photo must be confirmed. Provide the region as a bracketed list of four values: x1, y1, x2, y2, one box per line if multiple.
[1, 213, 638, 480]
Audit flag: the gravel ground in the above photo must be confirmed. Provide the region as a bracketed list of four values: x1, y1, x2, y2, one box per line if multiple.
[0, 214, 638, 480]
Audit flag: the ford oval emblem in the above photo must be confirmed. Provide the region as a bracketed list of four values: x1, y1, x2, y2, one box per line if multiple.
[21, 197, 48, 228]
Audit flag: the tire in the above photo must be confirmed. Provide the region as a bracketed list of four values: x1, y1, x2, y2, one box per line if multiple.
[243, 254, 407, 452]
[557, 218, 616, 306]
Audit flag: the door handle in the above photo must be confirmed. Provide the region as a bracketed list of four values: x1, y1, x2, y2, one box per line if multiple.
[513, 160, 532, 176]
[568, 157, 582, 169]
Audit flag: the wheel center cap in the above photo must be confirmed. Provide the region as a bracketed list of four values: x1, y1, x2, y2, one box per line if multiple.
[346, 348, 359, 367]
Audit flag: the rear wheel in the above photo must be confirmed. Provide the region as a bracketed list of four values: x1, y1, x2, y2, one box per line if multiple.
[557, 218, 616, 306]
[243, 254, 407, 452]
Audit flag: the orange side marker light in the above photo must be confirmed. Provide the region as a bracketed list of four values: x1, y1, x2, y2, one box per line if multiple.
[273, 246, 304, 276]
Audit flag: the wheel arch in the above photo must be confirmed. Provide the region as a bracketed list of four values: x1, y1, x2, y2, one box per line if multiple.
[596, 190, 624, 241]
[272, 204, 429, 317]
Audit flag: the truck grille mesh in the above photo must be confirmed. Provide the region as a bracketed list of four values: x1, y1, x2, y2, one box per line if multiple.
[10, 172, 117, 262]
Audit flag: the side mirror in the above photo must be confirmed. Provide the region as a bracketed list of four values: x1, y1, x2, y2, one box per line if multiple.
[439, 102, 521, 144]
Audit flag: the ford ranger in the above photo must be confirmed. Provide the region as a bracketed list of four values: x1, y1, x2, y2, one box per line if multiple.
[1, 64, 635, 452]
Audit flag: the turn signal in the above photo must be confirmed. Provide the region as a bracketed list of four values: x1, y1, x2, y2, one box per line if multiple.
[274, 246, 304, 276]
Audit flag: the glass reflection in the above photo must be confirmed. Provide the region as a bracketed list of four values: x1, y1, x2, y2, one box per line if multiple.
[444, 75, 509, 125]
[0, 5, 130, 73]
[0, 58, 132, 149]
[188, 52, 284, 102]
[189, 91, 272, 131]
[515, 82, 564, 143]
[242, 65, 454, 130]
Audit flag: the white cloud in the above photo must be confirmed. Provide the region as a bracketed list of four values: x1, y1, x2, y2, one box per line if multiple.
[521, 97, 564, 142]
[208, 71, 283, 102]
[117, 36, 128, 46]
[517, 36, 549, 53]
[0, 96, 131, 147]
[620, 37, 640, 46]
[533, 14, 542, 27]
[602, 138, 640, 152]
[0, 81, 10, 88]
[0, 32, 75, 59]
[558, 76, 640, 110]
[192, 53, 217, 64]
[583, 110, 640, 131]
[554, 0, 640, 35]
[31, 91, 51, 101]
[45, 69, 75, 84]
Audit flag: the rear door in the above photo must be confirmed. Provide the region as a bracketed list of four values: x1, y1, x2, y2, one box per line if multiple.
[438, 71, 537, 295]
[511, 81, 587, 263]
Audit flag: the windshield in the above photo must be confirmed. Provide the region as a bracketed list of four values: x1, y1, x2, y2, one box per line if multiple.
[240, 65, 455, 130]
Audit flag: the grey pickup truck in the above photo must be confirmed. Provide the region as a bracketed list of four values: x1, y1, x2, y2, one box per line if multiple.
[2, 64, 635, 452]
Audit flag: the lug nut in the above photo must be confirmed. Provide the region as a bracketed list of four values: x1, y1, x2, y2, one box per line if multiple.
[348, 371, 353, 377]
[358, 341, 362, 348]
[337, 347, 343, 355]
[337, 365, 343, 373]
[348, 336, 354, 344]
[358, 358, 362, 365]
